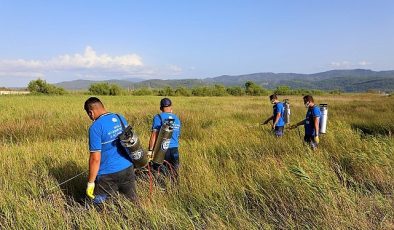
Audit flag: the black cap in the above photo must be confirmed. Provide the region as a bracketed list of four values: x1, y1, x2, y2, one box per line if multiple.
[160, 98, 172, 108]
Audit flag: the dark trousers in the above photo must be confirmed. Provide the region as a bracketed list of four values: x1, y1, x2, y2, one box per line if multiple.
[152, 147, 179, 182]
[164, 147, 179, 172]
[274, 126, 284, 137]
[94, 166, 137, 204]
[304, 135, 318, 149]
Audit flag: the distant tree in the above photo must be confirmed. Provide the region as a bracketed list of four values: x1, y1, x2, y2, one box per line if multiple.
[175, 87, 191, 96]
[245, 81, 266, 96]
[226, 86, 245, 96]
[109, 84, 122, 95]
[298, 88, 323, 95]
[273, 86, 325, 96]
[329, 89, 342, 95]
[27, 79, 66, 95]
[158, 87, 175, 96]
[191, 86, 208, 96]
[212, 84, 228, 96]
[89, 83, 123, 95]
[274, 85, 291, 95]
[132, 87, 154, 96]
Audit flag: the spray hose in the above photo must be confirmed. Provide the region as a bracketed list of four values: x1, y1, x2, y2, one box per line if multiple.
[41, 170, 88, 197]
[147, 162, 153, 200]
[163, 160, 177, 181]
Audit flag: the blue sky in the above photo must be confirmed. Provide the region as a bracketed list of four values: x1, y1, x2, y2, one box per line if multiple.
[0, 0, 393, 87]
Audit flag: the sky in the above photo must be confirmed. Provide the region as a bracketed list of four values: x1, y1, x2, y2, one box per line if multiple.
[0, 0, 393, 87]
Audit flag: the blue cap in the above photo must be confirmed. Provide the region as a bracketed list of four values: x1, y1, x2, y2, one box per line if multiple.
[160, 98, 172, 108]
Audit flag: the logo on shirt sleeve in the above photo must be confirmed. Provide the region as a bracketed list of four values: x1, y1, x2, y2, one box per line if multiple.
[112, 118, 118, 123]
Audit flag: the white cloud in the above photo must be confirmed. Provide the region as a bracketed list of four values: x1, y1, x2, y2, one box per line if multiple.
[0, 46, 143, 71]
[168, 64, 182, 73]
[52, 46, 143, 69]
[330, 60, 372, 68]
[0, 71, 45, 80]
[358, 60, 371, 66]
[0, 46, 187, 86]
[330, 61, 351, 68]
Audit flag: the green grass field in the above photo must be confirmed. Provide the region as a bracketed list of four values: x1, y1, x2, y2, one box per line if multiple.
[0, 94, 393, 229]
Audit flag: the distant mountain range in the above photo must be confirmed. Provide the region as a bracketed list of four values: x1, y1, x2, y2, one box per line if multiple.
[55, 69, 394, 92]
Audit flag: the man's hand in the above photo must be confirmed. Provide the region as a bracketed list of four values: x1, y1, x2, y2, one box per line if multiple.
[147, 150, 153, 161]
[314, 136, 320, 144]
[288, 124, 297, 130]
[86, 182, 95, 199]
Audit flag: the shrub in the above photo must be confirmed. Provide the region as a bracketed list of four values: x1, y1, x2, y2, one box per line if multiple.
[274, 86, 324, 96]
[245, 81, 267, 96]
[212, 84, 228, 96]
[227, 86, 245, 96]
[158, 87, 175, 96]
[132, 87, 154, 96]
[175, 87, 192, 96]
[27, 79, 66, 95]
[88, 83, 123, 95]
[273, 85, 291, 95]
[191, 86, 214, 96]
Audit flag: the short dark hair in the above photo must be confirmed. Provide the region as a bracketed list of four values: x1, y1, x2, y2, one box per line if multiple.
[269, 94, 278, 101]
[303, 95, 314, 103]
[84, 97, 103, 112]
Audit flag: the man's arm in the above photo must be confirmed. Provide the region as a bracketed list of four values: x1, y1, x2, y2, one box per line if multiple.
[314, 117, 320, 136]
[295, 119, 305, 127]
[149, 115, 161, 150]
[272, 113, 281, 127]
[148, 131, 158, 151]
[88, 152, 101, 182]
[263, 115, 274, 124]
[290, 119, 305, 129]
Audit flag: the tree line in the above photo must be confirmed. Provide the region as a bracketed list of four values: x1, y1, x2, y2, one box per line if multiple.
[27, 79, 339, 96]
[87, 81, 330, 96]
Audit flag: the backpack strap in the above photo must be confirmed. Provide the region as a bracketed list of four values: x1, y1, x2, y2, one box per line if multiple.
[312, 105, 318, 117]
[279, 102, 285, 118]
[157, 113, 163, 125]
[308, 105, 319, 123]
[114, 114, 134, 162]
[115, 114, 126, 130]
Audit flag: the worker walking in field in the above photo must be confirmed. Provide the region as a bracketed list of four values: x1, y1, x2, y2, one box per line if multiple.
[290, 95, 321, 150]
[147, 98, 181, 183]
[262, 94, 285, 137]
[84, 97, 137, 204]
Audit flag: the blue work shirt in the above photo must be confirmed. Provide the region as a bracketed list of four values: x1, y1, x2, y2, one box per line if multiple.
[304, 105, 321, 136]
[152, 112, 181, 148]
[89, 113, 132, 175]
[273, 102, 285, 127]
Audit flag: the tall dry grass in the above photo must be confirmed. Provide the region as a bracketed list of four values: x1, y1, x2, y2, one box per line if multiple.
[0, 94, 393, 229]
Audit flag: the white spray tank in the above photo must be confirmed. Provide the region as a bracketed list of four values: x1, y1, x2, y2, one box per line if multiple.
[319, 104, 328, 134]
[283, 99, 290, 124]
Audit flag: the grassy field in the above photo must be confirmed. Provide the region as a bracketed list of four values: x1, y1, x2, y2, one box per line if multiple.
[0, 94, 393, 229]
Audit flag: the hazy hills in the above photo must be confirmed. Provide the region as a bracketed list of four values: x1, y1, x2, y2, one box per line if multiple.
[55, 69, 394, 92]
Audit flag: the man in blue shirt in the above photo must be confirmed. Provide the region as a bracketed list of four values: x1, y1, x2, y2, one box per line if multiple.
[262, 94, 285, 137]
[291, 95, 321, 150]
[147, 98, 181, 180]
[84, 97, 137, 204]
